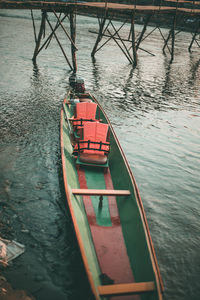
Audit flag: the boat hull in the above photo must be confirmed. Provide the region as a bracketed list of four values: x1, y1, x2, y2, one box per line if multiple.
[60, 92, 163, 300]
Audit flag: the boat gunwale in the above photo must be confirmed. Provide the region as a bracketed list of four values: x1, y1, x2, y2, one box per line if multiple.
[60, 107, 100, 299]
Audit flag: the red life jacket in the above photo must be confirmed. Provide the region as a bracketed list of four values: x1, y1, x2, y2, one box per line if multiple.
[80, 122, 110, 155]
[73, 102, 98, 128]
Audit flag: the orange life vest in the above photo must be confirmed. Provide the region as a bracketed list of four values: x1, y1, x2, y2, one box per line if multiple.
[78, 122, 110, 155]
[73, 102, 97, 128]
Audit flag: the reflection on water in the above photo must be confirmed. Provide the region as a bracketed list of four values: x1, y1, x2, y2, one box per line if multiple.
[0, 10, 200, 300]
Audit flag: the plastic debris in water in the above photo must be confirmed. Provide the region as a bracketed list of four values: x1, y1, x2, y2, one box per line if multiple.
[0, 237, 25, 266]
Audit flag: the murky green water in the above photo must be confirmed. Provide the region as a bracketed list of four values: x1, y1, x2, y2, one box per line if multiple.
[0, 9, 200, 300]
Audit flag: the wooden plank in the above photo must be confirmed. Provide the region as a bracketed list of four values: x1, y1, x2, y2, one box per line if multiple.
[72, 188, 130, 196]
[98, 281, 155, 296]
[165, 0, 200, 4]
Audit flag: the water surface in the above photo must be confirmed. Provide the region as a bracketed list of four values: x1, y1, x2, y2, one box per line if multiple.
[0, 9, 200, 300]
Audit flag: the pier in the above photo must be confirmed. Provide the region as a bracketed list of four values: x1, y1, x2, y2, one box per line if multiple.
[0, 0, 199, 71]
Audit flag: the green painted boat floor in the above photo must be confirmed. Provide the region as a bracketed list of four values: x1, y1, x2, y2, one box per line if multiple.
[77, 167, 137, 291]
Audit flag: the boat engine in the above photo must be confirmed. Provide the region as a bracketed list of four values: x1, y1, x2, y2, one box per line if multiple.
[69, 74, 85, 93]
[74, 77, 85, 93]
[69, 73, 77, 89]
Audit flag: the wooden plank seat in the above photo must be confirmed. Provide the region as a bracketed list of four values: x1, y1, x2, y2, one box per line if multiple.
[65, 97, 92, 105]
[79, 97, 93, 103]
[72, 189, 131, 196]
[75, 122, 110, 169]
[78, 93, 93, 102]
[98, 281, 155, 297]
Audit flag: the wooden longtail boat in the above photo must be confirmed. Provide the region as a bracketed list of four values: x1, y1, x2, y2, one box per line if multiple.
[60, 80, 163, 300]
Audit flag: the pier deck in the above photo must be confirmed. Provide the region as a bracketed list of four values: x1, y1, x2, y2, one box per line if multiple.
[0, 1, 199, 70]
[0, 1, 200, 16]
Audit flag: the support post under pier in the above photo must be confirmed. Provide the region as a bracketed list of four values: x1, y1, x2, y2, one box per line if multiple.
[70, 10, 77, 73]
[170, 15, 176, 63]
[32, 10, 46, 63]
[131, 13, 137, 67]
[91, 17, 107, 57]
[136, 14, 152, 51]
[189, 19, 200, 52]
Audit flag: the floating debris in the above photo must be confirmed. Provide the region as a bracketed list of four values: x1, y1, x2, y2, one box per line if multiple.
[0, 237, 25, 266]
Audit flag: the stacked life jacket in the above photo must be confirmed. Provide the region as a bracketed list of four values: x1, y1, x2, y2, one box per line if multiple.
[78, 122, 110, 155]
[72, 102, 98, 129]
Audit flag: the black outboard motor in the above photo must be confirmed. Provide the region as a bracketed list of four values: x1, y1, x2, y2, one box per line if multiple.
[69, 74, 85, 93]
[69, 73, 77, 89]
[74, 77, 85, 93]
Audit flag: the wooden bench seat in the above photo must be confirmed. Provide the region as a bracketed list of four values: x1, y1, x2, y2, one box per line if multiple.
[98, 281, 155, 296]
[72, 189, 131, 196]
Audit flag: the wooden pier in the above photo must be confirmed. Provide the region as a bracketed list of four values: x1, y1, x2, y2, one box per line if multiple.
[0, 1, 199, 71]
